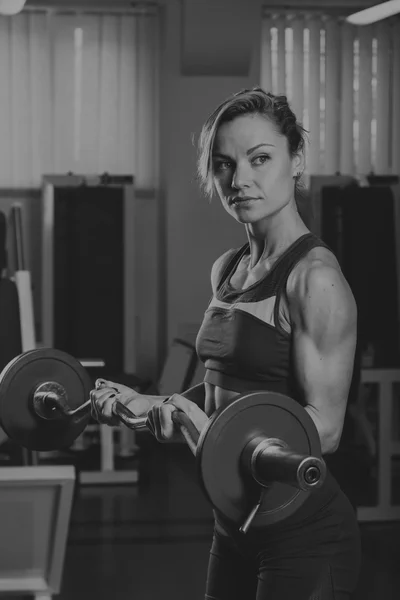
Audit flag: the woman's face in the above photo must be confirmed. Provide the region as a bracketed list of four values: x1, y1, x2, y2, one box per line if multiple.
[211, 114, 302, 225]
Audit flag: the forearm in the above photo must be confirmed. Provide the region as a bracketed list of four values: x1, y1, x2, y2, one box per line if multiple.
[145, 394, 170, 404]
[125, 384, 206, 418]
[304, 405, 341, 455]
[126, 394, 169, 416]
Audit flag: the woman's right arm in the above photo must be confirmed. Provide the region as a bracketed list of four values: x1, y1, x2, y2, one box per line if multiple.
[90, 379, 169, 425]
[90, 380, 209, 447]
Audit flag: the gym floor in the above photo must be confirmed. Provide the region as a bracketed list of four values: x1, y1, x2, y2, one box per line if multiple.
[3, 433, 400, 600]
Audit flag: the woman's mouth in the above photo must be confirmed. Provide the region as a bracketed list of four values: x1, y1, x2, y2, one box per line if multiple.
[229, 196, 259, 208]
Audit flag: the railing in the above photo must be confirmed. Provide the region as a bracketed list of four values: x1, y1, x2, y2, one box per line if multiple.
[356, 369, 400, 521]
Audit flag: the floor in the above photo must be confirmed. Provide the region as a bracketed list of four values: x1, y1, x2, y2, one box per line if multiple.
[2, 433, 400, 600]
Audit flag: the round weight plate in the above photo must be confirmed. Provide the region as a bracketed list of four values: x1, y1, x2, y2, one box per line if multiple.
[196, 391, 321, 529]
[0, 348, 92, 451]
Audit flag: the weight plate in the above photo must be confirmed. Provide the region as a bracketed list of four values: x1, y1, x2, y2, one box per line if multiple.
[0, 348, 92, 451]
[196, 391, 321, 529]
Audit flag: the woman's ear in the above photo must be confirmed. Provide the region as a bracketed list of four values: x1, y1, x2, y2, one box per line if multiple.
[292, 153, 305, 178]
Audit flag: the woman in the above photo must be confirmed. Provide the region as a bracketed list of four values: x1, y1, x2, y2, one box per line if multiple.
[91, 88, 361, 599]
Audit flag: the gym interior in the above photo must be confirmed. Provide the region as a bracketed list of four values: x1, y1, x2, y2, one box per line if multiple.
[0, 0, 399, 598]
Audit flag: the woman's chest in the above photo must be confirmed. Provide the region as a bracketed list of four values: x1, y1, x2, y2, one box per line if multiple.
[229, 257, 271, 291]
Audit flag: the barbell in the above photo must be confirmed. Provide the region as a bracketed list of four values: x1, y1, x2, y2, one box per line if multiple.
[0, 347, 326, 533]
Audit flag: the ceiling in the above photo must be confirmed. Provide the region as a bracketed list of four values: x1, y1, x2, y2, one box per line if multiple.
[25, 0, 387, 7]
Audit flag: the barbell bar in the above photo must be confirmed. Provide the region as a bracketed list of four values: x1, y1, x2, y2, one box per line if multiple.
[0, 348, 326, 531]
[39, 385, 323, 493]
[31, 381, 200, 456]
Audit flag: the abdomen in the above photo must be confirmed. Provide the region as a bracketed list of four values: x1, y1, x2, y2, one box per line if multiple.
[204, 381, 241, 416]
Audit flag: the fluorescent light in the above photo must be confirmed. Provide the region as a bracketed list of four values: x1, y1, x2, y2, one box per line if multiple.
[346, 0, 400, 25]
[0, 0, 26, 15]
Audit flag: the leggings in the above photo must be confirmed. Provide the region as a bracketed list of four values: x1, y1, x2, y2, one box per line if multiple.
[205, 491, 361, 600]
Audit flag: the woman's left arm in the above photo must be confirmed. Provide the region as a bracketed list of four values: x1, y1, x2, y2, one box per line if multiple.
[288, 261, 357, 455]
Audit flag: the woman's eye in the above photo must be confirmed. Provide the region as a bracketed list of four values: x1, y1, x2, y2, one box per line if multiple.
[252, 155, 270, 166]
[214, 161, 232, 172]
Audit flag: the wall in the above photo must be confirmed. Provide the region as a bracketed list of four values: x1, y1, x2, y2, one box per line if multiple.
[4, 0, 391, 377]
[158, 0, 395, 358]
[159, 0, 262, 352]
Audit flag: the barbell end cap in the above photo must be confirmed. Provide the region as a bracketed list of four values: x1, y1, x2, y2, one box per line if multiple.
[297, 456, 327, 491]
[31, 381, 70, 421]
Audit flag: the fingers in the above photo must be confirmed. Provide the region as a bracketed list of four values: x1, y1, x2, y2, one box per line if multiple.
[159, 403, 178, 439]
[91, 379, 146, 428]
[95, 379, 119, 392]
[146, 406, 156, 436]
[165, 393, 195, 415]
[147, 403, 181, 443]
[166, 394, 209, 434]
[95, 379, 136, 396]
[90, 386, 120, 425]
[147, 405, 162, 440]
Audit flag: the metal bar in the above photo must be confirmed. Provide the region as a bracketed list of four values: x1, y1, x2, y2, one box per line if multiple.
[111, 403, 200, 455]
[171, 411, 200, 456]
[11, 204, 26, 270]
[23, 4, 158, 16]
[36, 391, 200, 457]
[41, 180, 54, 347]
[378, 381, 392, 509]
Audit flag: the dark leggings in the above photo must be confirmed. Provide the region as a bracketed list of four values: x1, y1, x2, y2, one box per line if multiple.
[205, 491, 361, 600]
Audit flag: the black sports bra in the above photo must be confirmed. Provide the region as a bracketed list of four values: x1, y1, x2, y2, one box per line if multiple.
[196, 233, 330, 399]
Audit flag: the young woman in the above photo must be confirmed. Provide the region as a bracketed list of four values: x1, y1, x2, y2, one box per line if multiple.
[91, 88, 361, 600]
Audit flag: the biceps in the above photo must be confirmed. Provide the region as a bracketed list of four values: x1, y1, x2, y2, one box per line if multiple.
[293, 330, 356, 407]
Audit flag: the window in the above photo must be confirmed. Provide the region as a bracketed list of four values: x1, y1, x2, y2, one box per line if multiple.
[261, 11, 400, 179]
[0, 7, 159, 189]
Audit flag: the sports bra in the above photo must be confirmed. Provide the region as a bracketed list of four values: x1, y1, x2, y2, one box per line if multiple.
[196, 233, 331, 401]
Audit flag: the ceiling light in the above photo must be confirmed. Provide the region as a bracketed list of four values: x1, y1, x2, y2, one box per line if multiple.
[346, 0, 400, 25]
[0, 0, 27, 15]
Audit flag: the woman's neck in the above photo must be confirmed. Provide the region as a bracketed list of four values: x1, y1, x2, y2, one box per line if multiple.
[245, 208, 309, 268]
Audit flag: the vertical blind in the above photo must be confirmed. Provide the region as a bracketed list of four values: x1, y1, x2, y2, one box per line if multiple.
[0, 7, 159, 189]
[261, 12, 400, 179]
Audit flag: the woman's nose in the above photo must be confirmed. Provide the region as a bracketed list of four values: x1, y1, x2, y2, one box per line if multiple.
[231, 163, 252, 190]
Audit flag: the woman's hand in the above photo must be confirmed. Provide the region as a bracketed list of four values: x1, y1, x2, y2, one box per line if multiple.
[90, 379, 151, 426]
[147, 394, 209, 444]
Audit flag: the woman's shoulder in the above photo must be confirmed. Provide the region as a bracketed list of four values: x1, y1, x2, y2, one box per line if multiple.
[299, 244, 340, 272]
[286, 244, 355, 313]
